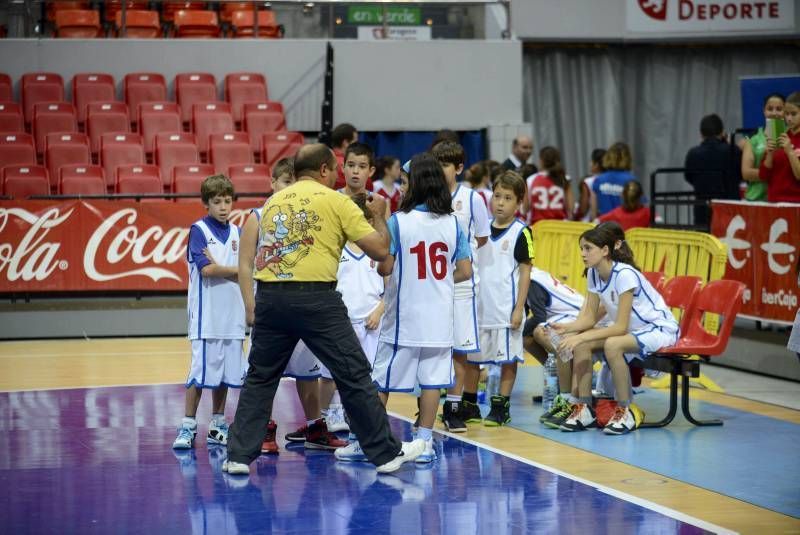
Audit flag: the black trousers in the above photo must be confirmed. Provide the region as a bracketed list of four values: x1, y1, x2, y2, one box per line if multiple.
[227, 282, 401, 466]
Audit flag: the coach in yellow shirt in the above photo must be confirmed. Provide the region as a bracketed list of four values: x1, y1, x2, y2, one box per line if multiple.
[227, 143, 424, 475]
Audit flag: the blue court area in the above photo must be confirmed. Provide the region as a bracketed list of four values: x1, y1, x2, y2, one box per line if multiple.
[0, 382, 714, 534]
[508, 367, 800, 519]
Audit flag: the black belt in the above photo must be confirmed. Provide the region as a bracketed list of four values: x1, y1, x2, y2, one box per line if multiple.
[257, 281, 336, 292]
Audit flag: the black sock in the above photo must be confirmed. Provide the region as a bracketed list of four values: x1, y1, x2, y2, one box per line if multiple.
[462, 391, 478, 404]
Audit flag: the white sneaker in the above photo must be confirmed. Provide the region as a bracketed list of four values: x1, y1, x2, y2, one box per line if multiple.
[326, 404, 350, 433]
[415, 438, 436, 464]
[603, 406, 636, 435]
[207, 420, 229, 445]
[376, 439, 426, 474]
[222, 460, 250, 475]
[335, 440, 368, 462]
[172, 419, 197, 449]
[559, 403, 597, 432]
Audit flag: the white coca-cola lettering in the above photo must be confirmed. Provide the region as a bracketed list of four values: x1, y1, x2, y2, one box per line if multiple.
[0, 207, 72, 282]
[84, 209, 188, 282]
[760, 218, 796, 275]
[720, 215, 751, 269]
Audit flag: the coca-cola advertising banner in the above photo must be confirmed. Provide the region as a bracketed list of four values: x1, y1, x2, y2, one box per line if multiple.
[0, 200, 261, 292]
[711, 200, 800, 324]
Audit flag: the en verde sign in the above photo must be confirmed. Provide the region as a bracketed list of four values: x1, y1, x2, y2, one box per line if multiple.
[347, 5, 421, 25]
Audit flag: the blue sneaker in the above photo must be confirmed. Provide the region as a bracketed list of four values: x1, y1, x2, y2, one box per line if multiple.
[415, 438, 436, 464]
[334, 440, 368, 462]
[208, 420, 229, 445]
[172, 419, 197, 449]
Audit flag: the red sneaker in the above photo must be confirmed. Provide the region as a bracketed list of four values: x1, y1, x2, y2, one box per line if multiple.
[284, 425, 308, 442]
[304, 419, 348, 450]
[261, 420, 279, 454]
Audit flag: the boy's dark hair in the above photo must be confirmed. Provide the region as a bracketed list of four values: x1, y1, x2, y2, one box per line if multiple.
[700, 114, 724, 138]
[344, 142, 375, 168]
[272, 157, 294, 179]
[376, 155, 399, 180]
[466, 161, 487, 188]
[294, 144, 336, 177]
[429, 129, 460, 149]
[331, 123, 357, 149]
[591, 148, 607, 171]
[399, 153, 453, 216]
[431, 140, 465, 167]
[201, 174, 234, 204]
[622, 180, 644, 212]
[492, 170, 526, 202]
[349, 192, 373, 223]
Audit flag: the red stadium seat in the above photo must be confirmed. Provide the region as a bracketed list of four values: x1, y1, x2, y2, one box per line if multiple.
[124, 73, 167, 126]
[242, 101, 286, 155]
[660, 275, 702, 334]
[173, 10, 220, 38]
[115, 9, 161, 38]
[229, 163, 272, 195]
[22, 73, 65, 125]
[161, 1, 207, 23]
[116, 164, 162, 198]
[138, 102, 181, 156]
[230, 10, 281, 38]
[220, 2, 255, 24]
[72, 73, 116, 126]
[33, 102, 78, 157]
[2, 165, 50, 199]
[55, 9, 102, 38]
[155, 132, 199, 190]
[104, 1, 149, 23]
[46, 1, 89, 22]
[261, 131, 304, 170]
[58, 164, 106, 195]
[642, 271, 665, 292]
[225, 73, 269, 124]
[172, 163, 213, 202]
[0, 74, 12, 102]
[210, 132, 252, 175]
[100, 133, 144, 190]
[0, 133, 36, 167]
[86, 102, 130, 156]
[0, 102, 24, 134]
[44, 132, 90, 191]
[175, 73, 217, 126]
[191, 102, 234, 156]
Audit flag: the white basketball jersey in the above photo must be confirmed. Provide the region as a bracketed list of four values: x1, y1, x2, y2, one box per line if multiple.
[380, 210, 459, 347]
[337, 245, 384, 321]
[452, 185, 488, 298]
[587, 262, 677, 333]
[479, 220, 528, 329]
[187, 219, 246, 339]
[530, 267, 584, 320]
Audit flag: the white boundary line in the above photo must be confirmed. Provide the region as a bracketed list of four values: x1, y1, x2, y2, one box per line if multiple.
[387, 410, 737, 535]
[0, 381, 184, 393]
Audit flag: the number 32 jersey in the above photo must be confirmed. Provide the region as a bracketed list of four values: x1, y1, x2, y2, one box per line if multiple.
[380, 207, 471, 348]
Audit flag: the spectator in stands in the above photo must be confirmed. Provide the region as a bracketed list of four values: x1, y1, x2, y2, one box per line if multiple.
[598, 180, 650, 230]
[742, 93, 785, 201]
[684, 114, 742, 226]
[592, 142, 635, 219]
[526, 146, 573, 224]
[575, 148, 606, 221]
[331, 123, 362, 190]
[760, 91, 800, 202]
[502, 135, 536, 173]
[373, 155, 402, 214]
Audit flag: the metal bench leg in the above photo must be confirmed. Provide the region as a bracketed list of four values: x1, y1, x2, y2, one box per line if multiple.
[681, 373, 723, 426]
[640, 368, 679, 428]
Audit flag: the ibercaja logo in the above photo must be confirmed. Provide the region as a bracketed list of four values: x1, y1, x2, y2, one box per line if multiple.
[639, 0, 668, 20]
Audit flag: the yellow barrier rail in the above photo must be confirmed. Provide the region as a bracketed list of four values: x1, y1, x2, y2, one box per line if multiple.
[529, 220, 594, 294]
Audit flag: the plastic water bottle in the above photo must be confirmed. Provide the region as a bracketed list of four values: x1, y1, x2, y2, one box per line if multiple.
[547, 325, 573, 363]
[543, 353, 558, 411]
[486, 364, 501, 398]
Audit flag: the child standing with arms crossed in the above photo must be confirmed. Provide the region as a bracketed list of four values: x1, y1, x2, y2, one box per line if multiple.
[553, 224, 678, 435]
[461, 171, 533, 426]
[173, 175, 246, 450]
[339, 153, 472, 463]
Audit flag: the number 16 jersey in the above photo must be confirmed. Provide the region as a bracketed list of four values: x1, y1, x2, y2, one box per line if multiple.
[380, 207, 471, 348]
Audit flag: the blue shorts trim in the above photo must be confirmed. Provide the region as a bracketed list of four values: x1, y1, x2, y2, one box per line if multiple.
[419, 382, 455, 390]
[466, 356, 524, 366]
[373, 381, 415, 394]
[185, 380, 243, 390]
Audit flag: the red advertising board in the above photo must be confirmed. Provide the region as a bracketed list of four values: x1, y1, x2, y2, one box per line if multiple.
[711, 200, 800, 324]
[0, 199, 261, 293]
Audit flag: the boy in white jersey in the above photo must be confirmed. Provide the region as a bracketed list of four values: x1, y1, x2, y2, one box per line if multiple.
[337, 153, 472, 464]
[552, 224, 678, 435]
[173, 175, 246, 450]
[461, 171, 533, 426]
[431, 141, 490, 432]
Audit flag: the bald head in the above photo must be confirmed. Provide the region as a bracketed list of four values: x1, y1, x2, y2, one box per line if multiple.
[512, 135, 533, 163]
[294, 143, 337, 186]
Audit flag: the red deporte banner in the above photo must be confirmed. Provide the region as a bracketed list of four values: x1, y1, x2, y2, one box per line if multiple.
[711, 200, 800, 324]
[0, 199, 262, 293]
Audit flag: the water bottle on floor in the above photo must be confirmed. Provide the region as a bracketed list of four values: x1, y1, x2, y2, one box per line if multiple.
[543, 353, 558, 411]
[486, 364, 501, 399]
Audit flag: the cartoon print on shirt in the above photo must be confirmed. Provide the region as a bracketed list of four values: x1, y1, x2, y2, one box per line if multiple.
[255, 203, 318, 279]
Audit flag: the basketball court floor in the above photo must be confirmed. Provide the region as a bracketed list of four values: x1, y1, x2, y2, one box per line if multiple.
[1, 337, 798, 534]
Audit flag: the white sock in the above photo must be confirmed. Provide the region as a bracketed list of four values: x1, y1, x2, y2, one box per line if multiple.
[446, 395, 461, 403]
[417, 427, 433, 441]
[211, 413, 225, 426]
[182, 417, 197, 428]
[330, 391, 341, 404]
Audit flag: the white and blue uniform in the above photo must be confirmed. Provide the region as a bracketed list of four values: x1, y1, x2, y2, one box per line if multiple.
[587, 262, 679, 361]
[532, 268, 584, 325]
[372, 206, 471, 392]
[186, 217, 246, 388]
[473, 219, 528, 364]
[451, 184, 490, 352]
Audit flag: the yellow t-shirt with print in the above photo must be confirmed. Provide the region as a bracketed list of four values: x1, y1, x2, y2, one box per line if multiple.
[254, 179, 375, 282]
